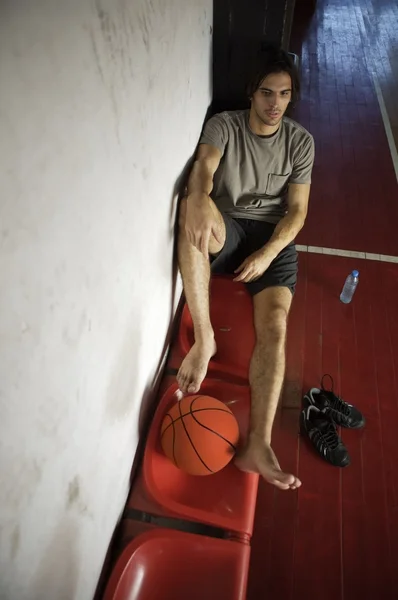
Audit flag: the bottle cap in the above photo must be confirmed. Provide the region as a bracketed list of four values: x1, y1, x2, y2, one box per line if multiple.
[352, 270, 359, 277]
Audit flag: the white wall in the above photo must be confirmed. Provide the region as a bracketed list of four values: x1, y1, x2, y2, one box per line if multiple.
[0, 1, 212, 598]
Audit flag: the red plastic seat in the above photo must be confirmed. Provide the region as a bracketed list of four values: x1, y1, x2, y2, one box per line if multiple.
[126, 379, 258, 538]
[167, 276, 255, 384]
[103, 528, 250, 600]
[117, 519, 157, 551]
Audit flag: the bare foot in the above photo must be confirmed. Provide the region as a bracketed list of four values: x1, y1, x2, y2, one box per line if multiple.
[235, 435, 301, 491]
[177, 338, 217, 394]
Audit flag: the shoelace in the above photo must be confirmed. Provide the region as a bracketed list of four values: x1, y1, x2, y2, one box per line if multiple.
[328, 394, 350, 416]
[321, 374, 350, 417]
[313, 419, 339, 450]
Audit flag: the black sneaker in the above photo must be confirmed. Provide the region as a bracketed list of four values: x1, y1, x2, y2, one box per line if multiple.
[304, 374, 365, 429]
[300, 405, 350, 467]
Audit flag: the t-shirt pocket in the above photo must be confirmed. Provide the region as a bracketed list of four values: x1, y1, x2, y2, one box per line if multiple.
[266, 173, 290, 197]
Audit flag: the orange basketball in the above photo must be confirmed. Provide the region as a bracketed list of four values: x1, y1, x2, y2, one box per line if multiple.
[160, 395, 240, 476]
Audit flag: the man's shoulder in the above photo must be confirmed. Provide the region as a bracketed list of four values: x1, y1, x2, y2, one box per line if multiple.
[282, 117, 313, 142]
[210, 110, 247, 128]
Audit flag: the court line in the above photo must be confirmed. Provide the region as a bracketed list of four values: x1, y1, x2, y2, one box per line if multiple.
[372, 73, 398, 182]
[296, 244, 398, 264]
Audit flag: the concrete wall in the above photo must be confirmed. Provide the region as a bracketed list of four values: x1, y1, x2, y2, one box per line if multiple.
[0, 1, 212, 598]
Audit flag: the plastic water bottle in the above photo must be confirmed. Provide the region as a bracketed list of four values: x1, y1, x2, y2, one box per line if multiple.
[340, 270, 359, 304]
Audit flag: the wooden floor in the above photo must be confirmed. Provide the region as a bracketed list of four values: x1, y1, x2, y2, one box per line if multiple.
[247, 0, 398, 599]
[291, 0, 398, 254]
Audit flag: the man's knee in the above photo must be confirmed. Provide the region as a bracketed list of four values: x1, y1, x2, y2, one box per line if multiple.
[178, 196, 225, 255]
[256, 305, 288, 346]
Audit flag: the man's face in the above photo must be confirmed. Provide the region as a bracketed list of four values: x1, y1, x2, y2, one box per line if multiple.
[250, 71, 292, 127]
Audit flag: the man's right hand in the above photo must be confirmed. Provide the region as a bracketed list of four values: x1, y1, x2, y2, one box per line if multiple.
[184, 193, 223, 260]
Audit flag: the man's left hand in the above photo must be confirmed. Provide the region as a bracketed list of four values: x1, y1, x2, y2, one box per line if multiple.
[233, 246, 276, 283]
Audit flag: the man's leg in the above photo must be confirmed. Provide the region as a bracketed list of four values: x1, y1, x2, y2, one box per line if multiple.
[235, 286, 302, 491]
[176, 197, 225, 394]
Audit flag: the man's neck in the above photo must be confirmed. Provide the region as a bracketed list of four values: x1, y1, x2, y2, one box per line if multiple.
[248, 109, 281, 137]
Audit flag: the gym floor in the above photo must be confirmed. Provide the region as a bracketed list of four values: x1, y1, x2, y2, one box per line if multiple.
[247, 0, 398, 598]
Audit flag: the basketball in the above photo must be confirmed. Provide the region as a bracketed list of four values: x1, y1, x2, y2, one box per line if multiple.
[160, 395, 240, 476]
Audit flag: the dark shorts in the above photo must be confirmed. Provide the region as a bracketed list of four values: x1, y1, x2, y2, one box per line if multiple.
[211, 214, 298, 296]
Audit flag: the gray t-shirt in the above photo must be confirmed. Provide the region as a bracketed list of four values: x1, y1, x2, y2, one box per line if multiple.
[199, 109, 315, 224]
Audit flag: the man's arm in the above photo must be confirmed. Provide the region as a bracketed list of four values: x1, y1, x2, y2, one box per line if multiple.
[265, 182, 310, 257]
[234, 183, 310, 283]
[184, 144, 223, 257]
[187, 143, 222, 198]
[263, 130, 314, 258]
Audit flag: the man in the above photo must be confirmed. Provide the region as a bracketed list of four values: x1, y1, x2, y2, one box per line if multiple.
[176, 45, 314, 491]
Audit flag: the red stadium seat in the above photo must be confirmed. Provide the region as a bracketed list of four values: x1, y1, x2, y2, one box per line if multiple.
[103, 528, 250, 600]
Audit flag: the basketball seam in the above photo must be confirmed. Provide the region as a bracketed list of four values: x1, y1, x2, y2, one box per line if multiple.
[161, 413, 178, 467]
[160, 406, 234, 439]
[172, 418, 178, 467]
[190, 396, 238, 452]
[177, 396, 214, 474]
[170, 415, 178, 468]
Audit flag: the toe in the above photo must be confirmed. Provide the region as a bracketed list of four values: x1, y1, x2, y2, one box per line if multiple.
[268, 471, 298, 491]
[188, 374, 203, 394]
[278, 473, 296, 487]
[178, 373, 188, 393]
[176, 367, 183, 386]
[272, 479, 291, 491]
[188, 380, 200, 394]
[174, 388, 184, 401]
[288, 477, 302, 490]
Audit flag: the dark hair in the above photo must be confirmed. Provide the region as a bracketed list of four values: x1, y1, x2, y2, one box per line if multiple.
[246, 43, 300, 105]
